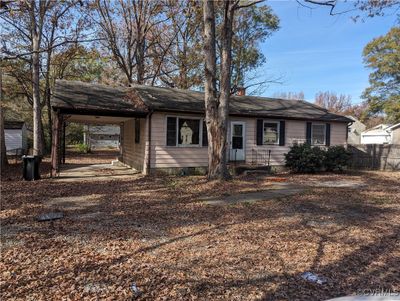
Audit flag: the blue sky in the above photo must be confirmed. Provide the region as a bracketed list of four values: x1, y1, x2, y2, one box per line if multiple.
[260, 1, 398, 104]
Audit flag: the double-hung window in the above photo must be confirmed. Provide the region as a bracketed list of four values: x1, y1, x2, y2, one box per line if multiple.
[166, 116, 207, 147]
[263, 121, 280, 144]
[311, 123, 326, 145]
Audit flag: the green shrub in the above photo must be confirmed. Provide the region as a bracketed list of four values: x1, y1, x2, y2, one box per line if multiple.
[285, 143, 325, 173]
[285, 144, 351, 173]
[66, 123, 84, 145]
[324, 146, 351, 171]
[76, 143, 90, 154]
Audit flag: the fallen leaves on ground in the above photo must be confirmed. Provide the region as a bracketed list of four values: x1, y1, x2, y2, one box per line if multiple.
[1, 156, 399, 300]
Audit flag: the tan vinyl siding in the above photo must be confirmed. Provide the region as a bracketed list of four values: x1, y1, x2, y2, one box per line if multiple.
[246, 120, 347, 165]
[150, 112, 208, 168]
[122, 118, 147, 171]
[330, 122, 347, 145]
[245, 119, 306, 166]
[150, 112, 348, 168]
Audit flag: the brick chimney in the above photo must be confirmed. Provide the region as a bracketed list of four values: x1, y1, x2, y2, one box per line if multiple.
[236, 87, 246, 96]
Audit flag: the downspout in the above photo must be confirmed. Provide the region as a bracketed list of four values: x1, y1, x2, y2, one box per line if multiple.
[346, 121, 354, 144]
[146, 110, 153, 175]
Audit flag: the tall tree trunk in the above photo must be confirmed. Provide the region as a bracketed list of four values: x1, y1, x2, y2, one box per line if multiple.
[45, 51, 53, 150]
[203, 0, 231, 180]
[218, 1, 235, 178]
[32, 34, 44, 156]
[44, 23, 56, 151]
[30, 0, 44, 156]
[0, 68, 8, 168]
[136, 37, 145, 84]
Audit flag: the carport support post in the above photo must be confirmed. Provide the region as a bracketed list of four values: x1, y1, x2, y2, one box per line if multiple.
[51, 111, 61, 177]
[62, 121, 66, 164]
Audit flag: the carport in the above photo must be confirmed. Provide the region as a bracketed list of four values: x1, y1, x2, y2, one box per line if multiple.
[50, 80, 149, 177]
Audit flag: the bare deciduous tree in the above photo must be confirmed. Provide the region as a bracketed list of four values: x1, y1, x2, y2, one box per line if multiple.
[273, 91, 305, 100]
[93, 0, 168, 85]
[314, 91, 352, 113]
[300, 0, 400, 21]
[1, 0, 87, 154]
[157, 0, 203, 89]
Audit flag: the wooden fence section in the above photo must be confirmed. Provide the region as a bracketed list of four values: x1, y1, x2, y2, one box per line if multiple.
[348, 144, 400, 171]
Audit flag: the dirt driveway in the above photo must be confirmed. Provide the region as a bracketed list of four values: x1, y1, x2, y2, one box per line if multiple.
[1, 161, 399, 300]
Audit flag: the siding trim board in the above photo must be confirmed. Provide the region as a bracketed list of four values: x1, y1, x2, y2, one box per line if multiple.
[121, 117, 147, 172]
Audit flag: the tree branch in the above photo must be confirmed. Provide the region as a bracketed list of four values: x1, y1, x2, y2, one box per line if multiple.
[1, 37, 104, 60]
[236, 0, 264, 10]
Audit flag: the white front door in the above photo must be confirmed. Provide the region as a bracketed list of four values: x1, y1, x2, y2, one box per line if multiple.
[230, 121, 245, 161]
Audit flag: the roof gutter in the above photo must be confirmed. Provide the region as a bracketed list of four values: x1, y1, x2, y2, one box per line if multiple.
[53, 107, 149, 118]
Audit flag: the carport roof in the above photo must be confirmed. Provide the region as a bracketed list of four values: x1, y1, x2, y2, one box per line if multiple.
[51, 80, 148, 116]
[52, 80, 352, 123]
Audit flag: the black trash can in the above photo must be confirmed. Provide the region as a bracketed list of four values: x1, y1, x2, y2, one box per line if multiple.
[22, 155, 41, 181]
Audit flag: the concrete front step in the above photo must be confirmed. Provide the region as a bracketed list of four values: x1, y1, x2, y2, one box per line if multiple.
[233, 165, 272, 175]
[243, 169, 272, 176]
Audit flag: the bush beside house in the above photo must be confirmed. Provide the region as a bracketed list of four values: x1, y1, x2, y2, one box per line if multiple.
[285, 144, 350, 173]
[324, 146, 351, 171]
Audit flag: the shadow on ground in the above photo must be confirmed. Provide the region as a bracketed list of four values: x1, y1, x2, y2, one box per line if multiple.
[1, 161, 399, 300]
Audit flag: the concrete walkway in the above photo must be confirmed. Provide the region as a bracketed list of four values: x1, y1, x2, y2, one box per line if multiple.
[55, 163, 139, 182]
[307, 180, 367, 188]
[200, 183, 305, 205]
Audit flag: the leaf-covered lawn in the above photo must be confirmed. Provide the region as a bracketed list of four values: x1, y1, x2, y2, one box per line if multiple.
[1, 159, 399, 300]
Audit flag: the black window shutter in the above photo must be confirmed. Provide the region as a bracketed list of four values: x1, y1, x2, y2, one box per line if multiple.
[326, 123, 331, 146]
[306, 122, 312, 144]
[279, 121, 285, 146]
[202, 121, 208, 146]
[256, 119, 263, 145]
[166, 117, 177, 146]
[135, 119, 140, 144]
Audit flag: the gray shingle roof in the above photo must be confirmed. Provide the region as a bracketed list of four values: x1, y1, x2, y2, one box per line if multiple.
[51, 80, 148, 115]
[52, 80, 352, 123]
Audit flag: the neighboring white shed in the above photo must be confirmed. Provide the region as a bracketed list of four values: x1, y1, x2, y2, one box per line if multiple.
[83, 125, 120, 150]
[4, 121, 27, 155]
[361, 123, 400, 144]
